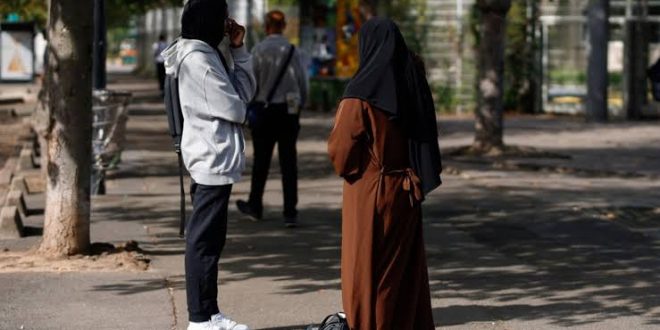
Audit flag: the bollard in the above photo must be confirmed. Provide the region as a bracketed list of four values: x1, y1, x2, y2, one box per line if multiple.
[0, 206, 24, 239]
[5, 190, 28, 219]
[23, 173, 45, 194]
[17, 147, 35, 171]
[10, 175, 28, 195]
[0, 158, 16, 186]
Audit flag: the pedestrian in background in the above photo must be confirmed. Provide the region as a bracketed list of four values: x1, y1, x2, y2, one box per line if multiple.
[237, 10, 308, 228]
[153, 34, 168, 95]
[328, 18, 442, 330]
[162, 0, 256, 329]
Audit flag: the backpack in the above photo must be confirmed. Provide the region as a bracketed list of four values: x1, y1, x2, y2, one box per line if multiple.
[317, 313, 349, 330]
[163, 40, 230, 237]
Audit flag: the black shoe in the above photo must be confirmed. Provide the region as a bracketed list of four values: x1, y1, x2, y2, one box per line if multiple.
[284, 216, 298, 228]
[236, 200, 262, 221]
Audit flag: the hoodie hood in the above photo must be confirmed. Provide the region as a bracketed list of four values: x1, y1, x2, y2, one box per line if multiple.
[162, 38, 216, 78]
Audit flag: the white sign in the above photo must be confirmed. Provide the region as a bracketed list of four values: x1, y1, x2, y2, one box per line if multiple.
[1, 30, 34, 81]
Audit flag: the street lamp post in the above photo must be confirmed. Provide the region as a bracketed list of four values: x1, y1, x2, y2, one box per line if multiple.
[93, 0, 107, 90]
[92, 0, 107, 195]
[623, 0, 650, 120]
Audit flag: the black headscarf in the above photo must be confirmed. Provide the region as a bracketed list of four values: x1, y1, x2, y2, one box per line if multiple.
[343, 18, 442, 195]
[181, 0, 228, 47]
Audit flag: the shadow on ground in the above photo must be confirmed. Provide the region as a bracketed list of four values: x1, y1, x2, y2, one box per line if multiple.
[91, 75, 660, 327]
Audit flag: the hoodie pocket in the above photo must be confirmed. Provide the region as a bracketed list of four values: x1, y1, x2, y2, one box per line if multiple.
[211, 120, 244, 175]
[212, 120, 227, 145]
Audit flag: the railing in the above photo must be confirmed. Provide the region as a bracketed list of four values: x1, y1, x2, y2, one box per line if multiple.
[91, 89, 132, 195]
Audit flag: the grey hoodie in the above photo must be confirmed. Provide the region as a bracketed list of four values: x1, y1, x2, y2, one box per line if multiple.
[162, 38, 256, 185]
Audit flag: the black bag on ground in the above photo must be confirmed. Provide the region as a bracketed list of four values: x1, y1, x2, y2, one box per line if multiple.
[318, 312, 349, 330]
[246, 45, 296, 129]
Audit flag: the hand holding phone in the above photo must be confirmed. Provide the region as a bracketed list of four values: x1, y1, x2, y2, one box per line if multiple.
[225, 18, 246, 48]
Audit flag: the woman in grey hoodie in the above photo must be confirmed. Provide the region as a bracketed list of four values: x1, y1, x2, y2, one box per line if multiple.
[162, 1, 256, 329]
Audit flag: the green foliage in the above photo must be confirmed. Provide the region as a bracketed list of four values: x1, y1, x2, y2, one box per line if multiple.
[0, 0, 182, 30]
[106, 0, 182, 29]
[504, 0, 533, 112]
[549, 70, 586, 85]
[0, 0, 47, 28]
[549, 70, 622, 87]
[268, 0, 300, 6]
[469, 3, 481, 48]
[382, 0, 429, 54]
[107, 26, 131, 58]
[433, 83, 458, 113]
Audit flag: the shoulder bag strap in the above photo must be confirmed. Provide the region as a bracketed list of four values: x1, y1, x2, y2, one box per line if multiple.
[177, 151, 186, 237]
[265, 45, 296, 105]
[215, 48, 231, 75]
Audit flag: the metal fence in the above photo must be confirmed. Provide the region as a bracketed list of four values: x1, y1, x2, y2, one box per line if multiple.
[539, 14, 660, 117]
[91, 89, 132, 195]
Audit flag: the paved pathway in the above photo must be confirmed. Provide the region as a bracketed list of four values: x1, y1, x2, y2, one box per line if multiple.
[1, 74, 660, 329]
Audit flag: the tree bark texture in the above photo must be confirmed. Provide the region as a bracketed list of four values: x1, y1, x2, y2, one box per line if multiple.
[473, 0, 511, 153]
[33, 66, 50, 180]
[39, 0, 94, 256]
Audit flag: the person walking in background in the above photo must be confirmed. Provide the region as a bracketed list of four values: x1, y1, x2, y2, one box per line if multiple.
[236, 10, 308, 228]
[161, 0, 256, 329]
[153, 34, 168, 94]
[328, 18, 442, 330]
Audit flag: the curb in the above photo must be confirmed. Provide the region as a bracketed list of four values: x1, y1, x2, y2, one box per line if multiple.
[0, 121, 40, 238]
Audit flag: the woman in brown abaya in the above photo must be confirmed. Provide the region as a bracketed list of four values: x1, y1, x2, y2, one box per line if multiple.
[328, 18, 442, 330]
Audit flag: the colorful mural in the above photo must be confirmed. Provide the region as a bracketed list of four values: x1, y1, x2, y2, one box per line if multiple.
[335, 0, 363, 78]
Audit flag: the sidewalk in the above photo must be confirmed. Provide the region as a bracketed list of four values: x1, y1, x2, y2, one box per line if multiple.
[1, 74, 660, 329]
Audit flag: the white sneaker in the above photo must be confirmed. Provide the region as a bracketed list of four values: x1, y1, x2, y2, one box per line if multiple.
[187, 321, 218, 330]
[211, 313, 250, 330]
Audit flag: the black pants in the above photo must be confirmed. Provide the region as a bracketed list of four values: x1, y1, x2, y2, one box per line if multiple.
[248, 104, 299, 218]
[156, 62, 166, 91]
[186, 182, 232, 322]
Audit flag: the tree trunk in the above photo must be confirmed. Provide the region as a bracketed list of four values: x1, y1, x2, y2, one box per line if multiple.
[39, 0, 94, 256]
[473, 0, 511, 154]
[135, 15, 151, 75]
[33, 57, 50, 180]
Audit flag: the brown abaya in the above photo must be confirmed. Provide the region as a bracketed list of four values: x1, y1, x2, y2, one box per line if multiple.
[328, 98, 435, 330]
